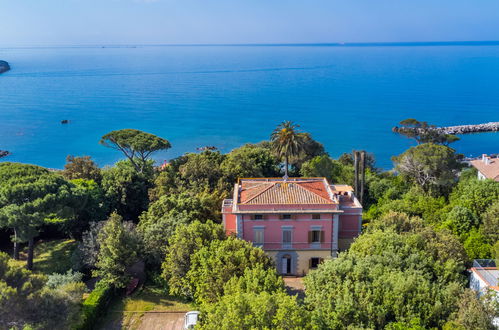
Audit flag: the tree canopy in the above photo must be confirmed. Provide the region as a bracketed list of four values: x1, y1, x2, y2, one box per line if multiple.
[0, 162, 76, 269]
[0, 252, 85, 329]
[305, 212, 467, 329]
[93, 212, 142, 288]
[186, 237, 274, 304]
[392, 143, 462, 194]
[161, 220, 226, 298]
[99, 129, 171, 173]
[62, 155, 102, 182]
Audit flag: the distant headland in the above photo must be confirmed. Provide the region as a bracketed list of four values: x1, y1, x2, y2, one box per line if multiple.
[0, 61, 10, 74]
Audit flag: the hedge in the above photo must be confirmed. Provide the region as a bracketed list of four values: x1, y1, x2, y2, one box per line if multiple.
[73, 281, 114, 330]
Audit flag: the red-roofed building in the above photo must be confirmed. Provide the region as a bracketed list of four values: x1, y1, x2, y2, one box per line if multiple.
[470, 154, 499, 182]
[222, 177, 362, 275]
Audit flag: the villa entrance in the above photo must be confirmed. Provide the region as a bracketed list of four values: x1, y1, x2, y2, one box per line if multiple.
[281, 255, 292, 274]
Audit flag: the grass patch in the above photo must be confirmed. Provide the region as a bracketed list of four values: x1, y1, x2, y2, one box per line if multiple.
[97, 285, 195, 330]
[115, 285, 194, 312]
[8, 239, 77, 275]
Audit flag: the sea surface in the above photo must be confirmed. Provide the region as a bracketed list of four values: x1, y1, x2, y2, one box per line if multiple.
[0, 44, 498, 169]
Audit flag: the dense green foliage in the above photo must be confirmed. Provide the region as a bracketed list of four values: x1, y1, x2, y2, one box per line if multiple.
[199, 291, 310, 330]
[46, 270, 84, 289]
[0, 252, 85, 329]
[0, 162, 77, 269]
[161, 220, 225, 297]
[199, 264, 308, 329]
[392, 143, 463, 194]
[443, 289, 498, 330]
[73, 281, 113, 330]
[64, 179, 108, 238]
[305, 212, 467, 329]
[101, 160, 152, 220]
[93, 213, 142, 288]
[62, 155, 102, 182]
[187, 237, 275, 304]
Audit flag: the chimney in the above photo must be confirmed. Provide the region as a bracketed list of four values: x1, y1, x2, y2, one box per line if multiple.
[482, 154, 490, 165]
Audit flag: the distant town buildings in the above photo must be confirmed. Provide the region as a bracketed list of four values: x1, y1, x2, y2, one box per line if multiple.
[222, 177, 362, 275]
[470, 154, 499, 182]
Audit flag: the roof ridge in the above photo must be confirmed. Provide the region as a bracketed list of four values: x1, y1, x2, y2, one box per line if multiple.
[296, 182, 332, 203]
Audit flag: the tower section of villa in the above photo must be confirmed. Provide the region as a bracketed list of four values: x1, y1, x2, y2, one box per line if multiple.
[222, 177, 362, 276]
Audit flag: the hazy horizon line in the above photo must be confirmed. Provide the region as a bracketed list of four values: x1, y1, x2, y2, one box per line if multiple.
[2, 40, 499, 50]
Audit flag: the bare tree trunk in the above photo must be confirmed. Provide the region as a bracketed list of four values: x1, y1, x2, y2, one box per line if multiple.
[13, 228, 20, 260]
[354, 151, 359, 193]
[27, 237, 34, 270]
[284, 155, 289, 178]
[360, 151, 366, 205]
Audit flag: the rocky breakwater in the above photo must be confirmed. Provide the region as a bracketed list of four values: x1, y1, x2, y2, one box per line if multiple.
[0, 60, 10, 74]
[438, 122, 499, 134]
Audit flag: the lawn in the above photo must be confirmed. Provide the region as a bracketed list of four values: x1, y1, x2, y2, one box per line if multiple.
[8, 239, 77, 275]
[97, 285, 195, 330]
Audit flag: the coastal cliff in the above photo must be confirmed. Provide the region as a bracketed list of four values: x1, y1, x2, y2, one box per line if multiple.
[0, 60, 10, 74]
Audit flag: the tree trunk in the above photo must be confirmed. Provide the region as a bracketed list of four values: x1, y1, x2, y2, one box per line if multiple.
[27, 237, 34, 270]
[13, 228, 20, 260]
[284, 155, 289, 178]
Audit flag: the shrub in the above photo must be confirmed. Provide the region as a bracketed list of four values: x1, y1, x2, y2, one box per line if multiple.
[73, 281, 114, 330]
[46, 270, 84, 289]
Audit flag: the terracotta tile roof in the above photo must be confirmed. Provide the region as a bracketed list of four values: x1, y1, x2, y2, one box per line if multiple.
[471, 157, 499, 181]
[239, 178, 334, 205]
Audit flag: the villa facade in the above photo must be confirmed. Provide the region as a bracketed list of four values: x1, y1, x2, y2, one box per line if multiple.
[222, 177, 362, 275]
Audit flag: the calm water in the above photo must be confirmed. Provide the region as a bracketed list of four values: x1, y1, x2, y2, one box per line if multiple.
[0, 45, 498, 169]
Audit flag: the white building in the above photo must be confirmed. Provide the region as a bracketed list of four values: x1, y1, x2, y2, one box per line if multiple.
[470, 154, 499, 182]
[469, 260, 499, 327]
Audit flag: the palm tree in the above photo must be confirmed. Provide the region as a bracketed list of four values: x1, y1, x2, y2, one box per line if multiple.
[270, 121, 305, 178]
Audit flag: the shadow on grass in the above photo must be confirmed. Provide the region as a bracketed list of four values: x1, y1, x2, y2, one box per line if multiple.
[18, 239, 77, 274]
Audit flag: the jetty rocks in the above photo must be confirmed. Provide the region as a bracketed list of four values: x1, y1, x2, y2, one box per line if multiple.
[439, 122, 499, 134]
[0, 60, 10, 74]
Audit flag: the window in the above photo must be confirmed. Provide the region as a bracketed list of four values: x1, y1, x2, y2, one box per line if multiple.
[309, 230, 323, 244]
[253, 214, 263, 220]
[254, 228, 264, 247]
[282, 229, 292, 248]
[281, 214, 292, 220]
[309, 257, 322, 269]
[312, 214, 321, 220]
[312, 230, 321, 243]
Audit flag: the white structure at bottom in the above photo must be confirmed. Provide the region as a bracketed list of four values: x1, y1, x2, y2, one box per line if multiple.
[469, 259, 499, 327]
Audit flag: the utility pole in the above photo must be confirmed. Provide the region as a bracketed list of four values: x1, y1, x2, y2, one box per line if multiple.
[353, 150, 366, 205]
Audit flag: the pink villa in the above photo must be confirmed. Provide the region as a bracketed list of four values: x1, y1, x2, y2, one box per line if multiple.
[222, 177, 363, 275]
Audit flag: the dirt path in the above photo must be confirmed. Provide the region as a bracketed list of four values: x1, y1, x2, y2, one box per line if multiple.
[137, 312, 185, 330]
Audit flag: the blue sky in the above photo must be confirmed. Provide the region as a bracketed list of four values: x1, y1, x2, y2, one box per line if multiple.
[1, 0, 499, 45]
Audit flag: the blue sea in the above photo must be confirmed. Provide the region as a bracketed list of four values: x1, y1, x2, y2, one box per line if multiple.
[0, 44, 498, 169]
